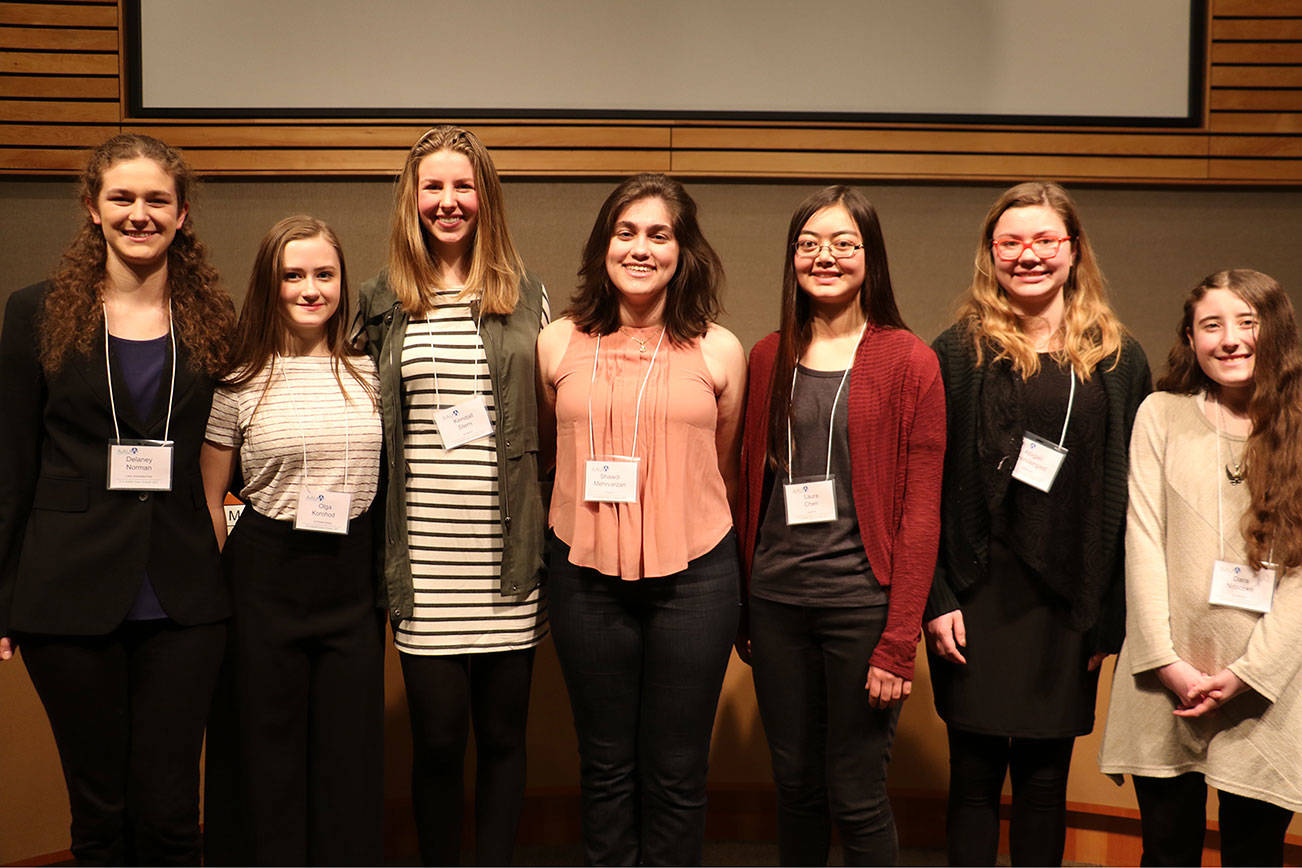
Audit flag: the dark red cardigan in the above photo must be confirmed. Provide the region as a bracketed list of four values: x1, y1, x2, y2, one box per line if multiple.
[738, 328, 946, 679]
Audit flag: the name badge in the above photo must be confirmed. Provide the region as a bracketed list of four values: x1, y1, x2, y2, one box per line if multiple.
[1209, 559, 1275, 614]
[1010, 432, 1068, 493]
[294, 487, 350, 534]
[584, 457, 640, 503]
[783, 477, 838, 525]
[434, 395, 493, 451]
[107, 439, 173, 491]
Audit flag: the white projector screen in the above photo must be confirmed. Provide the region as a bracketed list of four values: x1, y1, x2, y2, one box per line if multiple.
[129, 0, 1201, 124]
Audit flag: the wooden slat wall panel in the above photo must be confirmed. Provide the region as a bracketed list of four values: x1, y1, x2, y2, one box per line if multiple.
[1208, 0, 1302, 178]
[0, 1, 1300, 184]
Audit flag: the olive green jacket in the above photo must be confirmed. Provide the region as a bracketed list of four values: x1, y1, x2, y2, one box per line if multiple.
[351, 271, 547, 624]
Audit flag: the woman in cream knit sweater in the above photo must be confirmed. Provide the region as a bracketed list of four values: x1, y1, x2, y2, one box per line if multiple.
[1099, 269, 1302, 866]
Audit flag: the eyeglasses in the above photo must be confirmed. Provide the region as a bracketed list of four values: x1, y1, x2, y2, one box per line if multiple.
[793, 238, 864, 259]
[991, 236, 1072, 261]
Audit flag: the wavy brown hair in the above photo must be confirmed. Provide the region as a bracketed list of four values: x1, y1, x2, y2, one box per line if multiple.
[568, 173, 723, 344]
[766, 186, 907, 473]
[386, 125, 525, 317]
[222, 216, 376, 410]
[39, 134, 233, 375]
[1156, 268, 1302, 571]
[957, 181, 1125, 380]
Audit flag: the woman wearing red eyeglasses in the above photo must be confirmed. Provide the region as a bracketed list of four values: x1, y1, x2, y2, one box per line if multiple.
[924, 181, 1150, 866]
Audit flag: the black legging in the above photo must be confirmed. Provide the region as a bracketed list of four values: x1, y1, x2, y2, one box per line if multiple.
[1134, 772, 1294, 867]
[399, 647, 535, 866]
[945, 727, 1075, 866]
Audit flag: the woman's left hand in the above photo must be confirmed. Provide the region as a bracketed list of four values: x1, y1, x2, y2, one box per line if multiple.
[866, 666, 912, 709]
[1172, 668, 1249, 718]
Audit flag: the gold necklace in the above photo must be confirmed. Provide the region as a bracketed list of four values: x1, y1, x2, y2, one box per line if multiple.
[620, 327, 650, 354]
[1214, 396, 1247, 485]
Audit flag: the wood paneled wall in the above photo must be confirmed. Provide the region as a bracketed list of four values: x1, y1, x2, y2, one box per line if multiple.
[0, 1, 1298, 181]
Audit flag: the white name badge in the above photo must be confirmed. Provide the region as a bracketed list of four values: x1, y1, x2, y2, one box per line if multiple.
[434, 395, 494, 451]
[1209, 559, 1275, 614]
[784, 477, 838, 525]
[107, 439, 173, 491]
[294, 488, 350, 534]
[1010, 432, 1068, 493]
[584, 457, 640, 503]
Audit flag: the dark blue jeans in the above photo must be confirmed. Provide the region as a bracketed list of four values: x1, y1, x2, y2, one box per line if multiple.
[548, 531, 740, 867]
[749, 596, 901, 867]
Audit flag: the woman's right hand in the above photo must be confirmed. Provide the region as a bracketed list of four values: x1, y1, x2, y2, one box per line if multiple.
[0, 636, 15, 661]
[925, 610, 967, 664]
[1156, 659, 1208, 708]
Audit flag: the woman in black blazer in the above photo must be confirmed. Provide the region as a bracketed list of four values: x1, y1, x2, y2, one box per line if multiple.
[0, 134, 234, 866]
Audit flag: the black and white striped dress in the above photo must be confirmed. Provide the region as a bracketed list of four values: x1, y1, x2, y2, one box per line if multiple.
[394, 286, 548, 655]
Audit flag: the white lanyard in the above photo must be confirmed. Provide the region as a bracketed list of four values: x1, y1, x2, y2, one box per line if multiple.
[1056, 373, 1077, 449]
[1210, 394, 1275, 612]
[587, 327, 667, 460]
[103, 302, 176, 442]
[786, 324, 864, 480]
[277, 355, 351, 492]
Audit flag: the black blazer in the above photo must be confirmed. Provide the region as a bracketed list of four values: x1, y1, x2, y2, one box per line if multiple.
[0, 282, 228, 637]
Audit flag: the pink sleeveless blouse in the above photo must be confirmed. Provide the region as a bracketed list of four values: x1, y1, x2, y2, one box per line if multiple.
[550, 326, 733, 580]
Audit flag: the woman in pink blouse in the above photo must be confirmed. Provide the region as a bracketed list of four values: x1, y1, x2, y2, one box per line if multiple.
[537, 173, 747, 866]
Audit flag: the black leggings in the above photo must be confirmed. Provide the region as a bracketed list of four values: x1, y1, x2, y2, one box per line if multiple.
[945, 728, 1075, 866]
[400, 647, 536, 866]
[1134, 772, 1294, 867]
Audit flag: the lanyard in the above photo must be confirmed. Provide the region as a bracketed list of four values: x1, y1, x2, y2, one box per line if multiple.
[1211, 395, 1271, 564]
[786, 323, 865, 480]
[587, 327, 666, 459]
[423, 287, 484, 409]
[102, 302, 176, 442]
[1055, 373, 1077, 449]
[277, 355, 350, 490]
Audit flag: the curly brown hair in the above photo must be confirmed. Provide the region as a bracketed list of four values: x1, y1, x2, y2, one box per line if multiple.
[1157, 268, 1302, 571]
[39, 134, 233, 375]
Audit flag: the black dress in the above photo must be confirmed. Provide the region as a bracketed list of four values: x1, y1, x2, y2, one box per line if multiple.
[930, 356, 1108, 738]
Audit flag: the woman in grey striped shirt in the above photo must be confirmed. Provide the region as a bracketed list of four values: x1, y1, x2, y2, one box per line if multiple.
[354, 126, 549, 866]
[200, 215, 385, 865]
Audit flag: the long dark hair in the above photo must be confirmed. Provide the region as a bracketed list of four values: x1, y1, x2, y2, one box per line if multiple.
[222, 215, 375, 407]
[40, 133, 232, 375]
[1157, 268, 1302, 570]
[766, 186, 906, 473]
[567, 173, 723, 344]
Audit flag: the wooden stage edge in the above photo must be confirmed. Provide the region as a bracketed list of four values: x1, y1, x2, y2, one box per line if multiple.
[7, 786, 1300, 866]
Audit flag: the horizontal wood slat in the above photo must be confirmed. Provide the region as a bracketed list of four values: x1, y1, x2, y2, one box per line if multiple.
[1211, 134, 1302, 156]
[0, 49, 115, 74]
[174, 147, 672, 175]
[1212, 64, 1302, 86]
[0, 2, 116, 27]
[1209, 156, 1302, 179]
[0, 26, 117, 51]
[0, 122, 115, 145]
[1211, 89, 1302, 110]
[0, 99, 118, 121]
[1211, 42, 1302, 64]
[1213, 0, 1302, 15]
[1210, 111, 1302, 133]
[671, 127, 1209, 157]
[1212, 18, 1302, 39]
[0, 74, 115, 98]
[122, 124, 671, 150]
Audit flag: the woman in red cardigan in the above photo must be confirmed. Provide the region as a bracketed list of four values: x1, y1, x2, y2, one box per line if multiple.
[737, 186, 946, 866]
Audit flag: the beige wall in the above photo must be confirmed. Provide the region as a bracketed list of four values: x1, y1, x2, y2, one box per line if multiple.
[2, 177, 1301, 862]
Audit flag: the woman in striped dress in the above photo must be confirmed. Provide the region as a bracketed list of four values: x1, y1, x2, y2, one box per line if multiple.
[354, 125, 549, 866]
[200, 215, 385, 865]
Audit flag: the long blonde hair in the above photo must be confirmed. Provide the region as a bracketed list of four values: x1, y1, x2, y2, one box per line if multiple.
[957, 181, 1124, 380]
[386, 125, 524, 316]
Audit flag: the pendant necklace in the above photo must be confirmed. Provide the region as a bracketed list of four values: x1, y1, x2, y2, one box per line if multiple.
[621, 327, 650, 354]
[1215, 397, 1246, 485]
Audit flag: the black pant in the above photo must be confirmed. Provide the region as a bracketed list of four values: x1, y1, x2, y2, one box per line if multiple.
[749, 597, 900, 866]
[548, 532, 740, 867]
[20, 619, 226, 866]
[400, 647, 536, 866]
[944, 728, 1075, 866]
[1133, 772, 1294, 866]
[203, 508, 385, 867]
